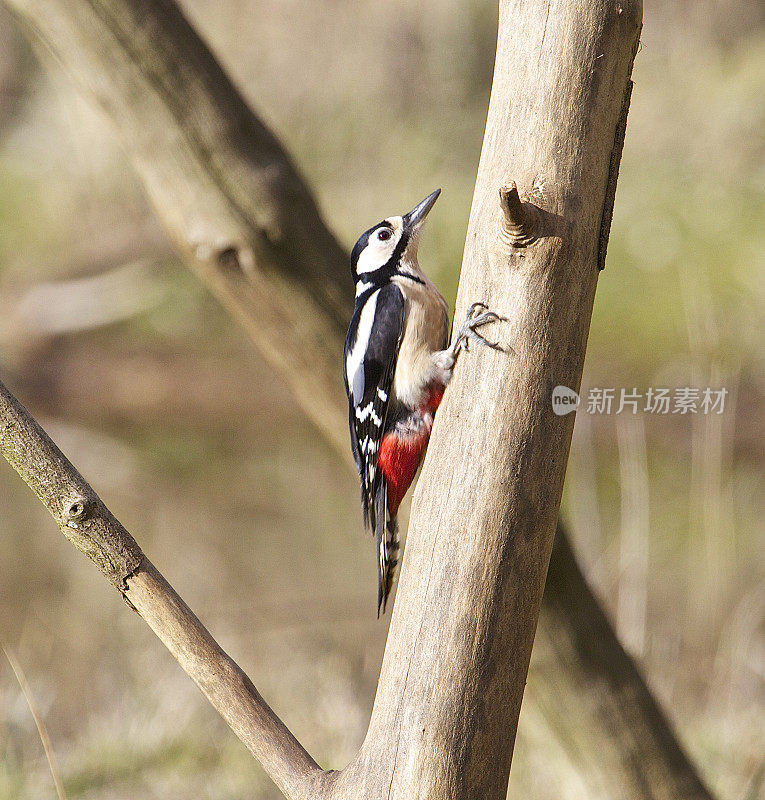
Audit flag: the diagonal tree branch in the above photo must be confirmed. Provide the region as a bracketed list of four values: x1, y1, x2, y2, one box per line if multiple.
[539, 528, 715, 800]
[2, 1, 713, 798]
[0, 378, 329, 800]
[7, 0, 352, 457]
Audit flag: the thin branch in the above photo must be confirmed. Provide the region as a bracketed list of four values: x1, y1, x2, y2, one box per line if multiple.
[0, 378, 329, 800]
[3, 645, 68, 800]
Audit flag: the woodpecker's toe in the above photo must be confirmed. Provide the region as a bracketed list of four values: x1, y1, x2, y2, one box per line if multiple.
[467, 301, 489, 317]
[464, 312, 502, 349]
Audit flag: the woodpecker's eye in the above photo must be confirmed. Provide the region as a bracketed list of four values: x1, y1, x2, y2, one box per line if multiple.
[377, 228, 392, 242]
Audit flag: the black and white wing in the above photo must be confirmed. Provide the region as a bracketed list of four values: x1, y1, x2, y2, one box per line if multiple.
[343, 283, 404, 528]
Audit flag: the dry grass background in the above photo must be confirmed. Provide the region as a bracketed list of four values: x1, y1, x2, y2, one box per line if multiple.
[0, 1, 763, 798]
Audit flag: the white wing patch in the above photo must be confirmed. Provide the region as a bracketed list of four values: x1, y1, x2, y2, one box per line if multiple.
[355, 402, 384, 428]
[345, 289, 380, 400]
[355, 402, 373, 421]
[344, 281, 404, 540]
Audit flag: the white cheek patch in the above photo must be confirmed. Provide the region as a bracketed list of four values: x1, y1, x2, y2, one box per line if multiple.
[355, 218, 404, 274]
[355, 238, 396, 274]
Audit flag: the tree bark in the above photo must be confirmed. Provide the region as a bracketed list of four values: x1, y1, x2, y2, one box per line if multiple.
[2, 1, 714, 799]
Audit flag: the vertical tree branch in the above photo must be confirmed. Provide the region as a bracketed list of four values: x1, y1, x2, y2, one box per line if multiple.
[333, 1, 644, 796]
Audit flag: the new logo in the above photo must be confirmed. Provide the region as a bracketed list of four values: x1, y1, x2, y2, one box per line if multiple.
[552, 385, 579, 415]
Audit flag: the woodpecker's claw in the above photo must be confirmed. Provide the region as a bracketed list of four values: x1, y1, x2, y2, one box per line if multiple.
[467, 301, 489, 316]
[455, 302, 503, 352]
[433, 301, 504, 382]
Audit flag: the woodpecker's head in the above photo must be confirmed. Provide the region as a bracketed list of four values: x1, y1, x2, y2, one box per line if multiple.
[350, 189, 440, 284]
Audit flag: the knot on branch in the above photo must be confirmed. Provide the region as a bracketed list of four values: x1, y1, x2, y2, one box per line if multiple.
[216, 244, 256, 277]
[64, 496, 91, 527]
[498, 182, 537, 248]
[193, 241, 256, 278]
[216, 246, 241, 272]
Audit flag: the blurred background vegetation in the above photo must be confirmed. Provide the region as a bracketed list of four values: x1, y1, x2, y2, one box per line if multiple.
[0, 0, 762, 798]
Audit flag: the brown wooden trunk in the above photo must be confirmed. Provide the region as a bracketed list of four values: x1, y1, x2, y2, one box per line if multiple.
[330, 1, 643, 796]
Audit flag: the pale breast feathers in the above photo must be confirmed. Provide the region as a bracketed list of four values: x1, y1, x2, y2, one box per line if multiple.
[390, 276, 449, 409]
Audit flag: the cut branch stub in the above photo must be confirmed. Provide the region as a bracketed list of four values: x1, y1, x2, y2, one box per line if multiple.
[498, 182, 537, 247]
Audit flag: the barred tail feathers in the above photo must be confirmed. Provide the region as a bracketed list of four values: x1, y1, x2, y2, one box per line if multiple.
[382, 515, 400, 614]
[375, 481, 400, 616]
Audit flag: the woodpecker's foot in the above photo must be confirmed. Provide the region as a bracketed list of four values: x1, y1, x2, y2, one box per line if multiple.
[433, 303, 503, 383]
[454, 302, 503, 351]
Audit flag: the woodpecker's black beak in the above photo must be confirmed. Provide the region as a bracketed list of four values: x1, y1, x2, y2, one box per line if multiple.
[402, 189, 441, 233]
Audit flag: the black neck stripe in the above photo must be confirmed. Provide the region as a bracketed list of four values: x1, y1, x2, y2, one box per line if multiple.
[394, 270, 425, 285]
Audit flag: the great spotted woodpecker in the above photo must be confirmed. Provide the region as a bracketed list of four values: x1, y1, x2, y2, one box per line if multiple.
[343, 189, 500, 614]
